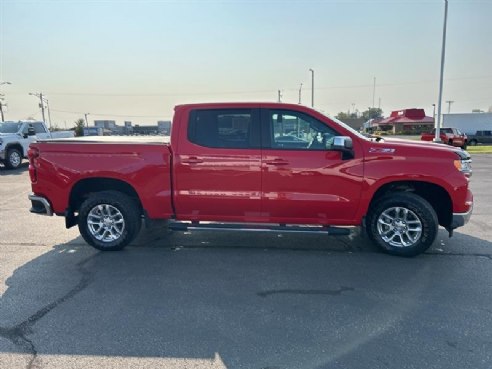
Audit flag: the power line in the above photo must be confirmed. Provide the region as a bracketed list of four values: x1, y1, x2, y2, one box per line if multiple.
[50, 108, 165, 118]
[33, 75, 492, 97]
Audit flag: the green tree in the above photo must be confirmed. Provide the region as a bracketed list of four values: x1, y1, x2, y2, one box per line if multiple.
[336, 111, 359, 121]
[361, 107, 383, 121]
[74, 118, 85, 137]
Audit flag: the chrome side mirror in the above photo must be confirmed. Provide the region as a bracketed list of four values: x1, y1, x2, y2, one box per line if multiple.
[332, 136, 353, 150]
[332, 136, 354, 159]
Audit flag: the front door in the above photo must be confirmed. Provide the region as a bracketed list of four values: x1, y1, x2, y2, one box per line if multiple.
[260, 109, 363, 224]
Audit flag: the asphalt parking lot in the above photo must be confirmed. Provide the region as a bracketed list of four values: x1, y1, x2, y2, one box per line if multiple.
[0, 157, 491, 369]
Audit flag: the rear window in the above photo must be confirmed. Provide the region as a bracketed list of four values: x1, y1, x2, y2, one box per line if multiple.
[188, 109, 259, 149]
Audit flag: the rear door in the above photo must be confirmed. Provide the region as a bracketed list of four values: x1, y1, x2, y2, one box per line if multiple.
[260, 108, 364, 224]
[173, 107, 263, 222]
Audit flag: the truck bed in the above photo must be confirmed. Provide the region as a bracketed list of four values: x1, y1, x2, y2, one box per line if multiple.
[37, 135, 170, 145]
[29, 138, 173, 219]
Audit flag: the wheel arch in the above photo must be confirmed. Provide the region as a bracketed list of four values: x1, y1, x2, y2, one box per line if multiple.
[5, 142, 24, 157]
[69, 177, 143, 215]
[367, 180, 453, 228]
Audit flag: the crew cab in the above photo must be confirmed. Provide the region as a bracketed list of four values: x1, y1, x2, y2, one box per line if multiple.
[421, 127, 468, 149]
[0, 121, 73, 169]
[27, 103, 473, 257]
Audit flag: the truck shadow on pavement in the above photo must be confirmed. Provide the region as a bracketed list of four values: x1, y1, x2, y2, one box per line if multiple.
[0, 163, 28, 176]
[0, 230, 491, 369]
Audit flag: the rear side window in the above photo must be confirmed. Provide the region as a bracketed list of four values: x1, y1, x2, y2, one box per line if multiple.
[33, 122, 47, 133]
[188, 109, 259, 149]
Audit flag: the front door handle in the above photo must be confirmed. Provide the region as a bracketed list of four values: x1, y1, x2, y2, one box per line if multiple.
[264, 159, 289, 166]
[182, 157, 204, 164]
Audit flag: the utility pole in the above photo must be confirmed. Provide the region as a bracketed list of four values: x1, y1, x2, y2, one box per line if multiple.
[434, 0, 449, 143]
[39, 93, 46, 123]
[46, 100, 52, 129]
[298, 83, 303, 104]
[84, 113, 90, 130]
[309, 69, 314, 107]
[29, 92, 47, 124]
[277, 90, 282, 103]
[432, 103, 436, 122]
[446, 100, 454, 113]
[378, 97, 381, 110]
[0, 97, 5, 122]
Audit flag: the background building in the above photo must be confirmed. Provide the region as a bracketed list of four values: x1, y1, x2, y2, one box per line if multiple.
[443, 112, 492, 134]
[368, 109, 434, 134]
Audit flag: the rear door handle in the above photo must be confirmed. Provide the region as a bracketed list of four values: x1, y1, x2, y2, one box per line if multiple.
[264, 159, 289, 166]
[182, 157, 204, 164]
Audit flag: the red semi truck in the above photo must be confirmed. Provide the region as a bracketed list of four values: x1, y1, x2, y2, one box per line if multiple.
[27, 103, 473, 256]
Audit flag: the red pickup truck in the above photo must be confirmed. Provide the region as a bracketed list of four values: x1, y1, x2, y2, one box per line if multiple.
[27, 103, 473, 257]
[421, 127, 468, 149]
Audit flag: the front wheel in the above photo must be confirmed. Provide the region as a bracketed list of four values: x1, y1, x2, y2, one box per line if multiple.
[366, 193, 438, 257]
[78, 191, 142, 251]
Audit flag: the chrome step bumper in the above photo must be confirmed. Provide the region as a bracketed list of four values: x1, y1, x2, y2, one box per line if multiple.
[28, 194, 53, 216]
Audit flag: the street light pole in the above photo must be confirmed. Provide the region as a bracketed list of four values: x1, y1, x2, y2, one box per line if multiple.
[309, 68, 314, 107]
[0, 82, 12, 122]
[434, 0, 449, 143]
[372, 77, 376, 109]
[446, 100, 454, 113]
[298, 83, 303, 104]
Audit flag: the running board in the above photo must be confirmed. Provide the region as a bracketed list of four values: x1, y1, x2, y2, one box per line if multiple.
[168, 222, 351, 236]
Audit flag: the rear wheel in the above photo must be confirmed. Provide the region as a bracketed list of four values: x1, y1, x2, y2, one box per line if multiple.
[5, 148, 22, 169]
[366, 193, 438, 257]
[78, 191, 142, 251]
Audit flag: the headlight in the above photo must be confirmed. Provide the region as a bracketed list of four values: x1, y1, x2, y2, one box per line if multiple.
[454, 159, 472, 177]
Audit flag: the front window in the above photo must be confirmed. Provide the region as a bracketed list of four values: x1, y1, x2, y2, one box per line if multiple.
[267, 110, 339, 150]
[0, 122, 21, 134]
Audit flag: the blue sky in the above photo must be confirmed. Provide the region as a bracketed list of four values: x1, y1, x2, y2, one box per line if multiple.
[1, 0, 491, 125]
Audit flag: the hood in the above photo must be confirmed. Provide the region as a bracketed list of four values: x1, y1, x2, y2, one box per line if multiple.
[0, 132, 21, 137]
[368, 137, 469, 159]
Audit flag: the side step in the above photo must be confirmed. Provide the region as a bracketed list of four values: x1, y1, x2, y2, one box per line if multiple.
[168, 222, 351, 236]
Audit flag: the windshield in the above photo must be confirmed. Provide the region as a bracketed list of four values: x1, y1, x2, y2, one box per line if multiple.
[0, 122, 22, 134]
[317, 111, 369, 141]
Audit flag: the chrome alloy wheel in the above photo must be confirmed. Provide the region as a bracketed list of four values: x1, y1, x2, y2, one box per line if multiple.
[87, 204, 125, 242]
[9, 151, 21, 167]
[376, 207, 422, 248]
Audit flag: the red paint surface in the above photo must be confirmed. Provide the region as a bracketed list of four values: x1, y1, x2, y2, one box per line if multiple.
[29, 102, 472, 227]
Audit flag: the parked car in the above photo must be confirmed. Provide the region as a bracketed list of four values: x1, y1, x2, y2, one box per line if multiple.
[468, 131, 492, 146]
[421, 127, 468, 149]
[0, 121, 74, 169]
[27, 103, 473, 257]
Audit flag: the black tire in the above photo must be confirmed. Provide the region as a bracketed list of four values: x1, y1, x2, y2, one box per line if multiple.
[5, 148, 22, 169]
[78, 191, 142, 251]
[366, 192, 438, 257]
